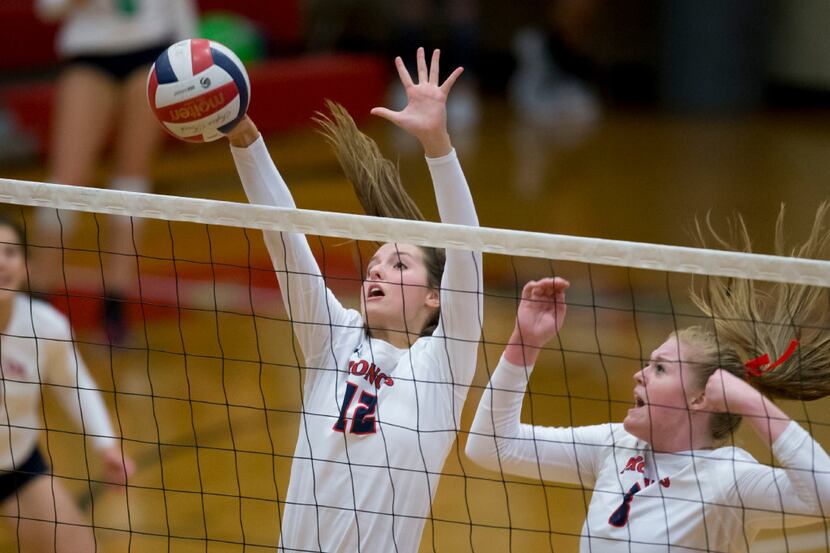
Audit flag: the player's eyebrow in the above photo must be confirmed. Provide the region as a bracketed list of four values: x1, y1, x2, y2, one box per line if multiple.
[369, 251, 416, 265]
[394, 251, 416, 261]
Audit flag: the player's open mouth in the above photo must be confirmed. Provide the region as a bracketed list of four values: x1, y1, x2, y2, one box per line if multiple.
[367, 285, 385, 299]
[631, 391, 646, 410]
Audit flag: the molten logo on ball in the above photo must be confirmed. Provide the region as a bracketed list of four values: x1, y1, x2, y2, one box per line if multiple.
[168, 92, 226, 122]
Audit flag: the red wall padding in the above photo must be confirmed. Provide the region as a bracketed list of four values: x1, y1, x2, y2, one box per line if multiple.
[0, 1, 59, 71]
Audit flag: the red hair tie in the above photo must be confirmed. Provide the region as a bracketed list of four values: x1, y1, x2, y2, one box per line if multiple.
[745, 339, 799, 377]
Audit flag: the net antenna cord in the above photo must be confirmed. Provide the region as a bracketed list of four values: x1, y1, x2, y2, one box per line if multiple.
[3, 177, 829, 288]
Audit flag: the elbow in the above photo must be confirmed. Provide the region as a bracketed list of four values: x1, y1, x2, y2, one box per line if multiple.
[465, 433, 501, 473]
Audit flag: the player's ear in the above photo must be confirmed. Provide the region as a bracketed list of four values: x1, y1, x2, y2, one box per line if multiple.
[425, 289, 440, 309]
[687, 388, 708, 411]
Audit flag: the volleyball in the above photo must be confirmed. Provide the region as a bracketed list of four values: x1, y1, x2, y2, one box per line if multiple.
[147, 38, 250, 143]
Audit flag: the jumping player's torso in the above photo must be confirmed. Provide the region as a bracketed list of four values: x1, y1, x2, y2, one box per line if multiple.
[281, 329, 462, 552]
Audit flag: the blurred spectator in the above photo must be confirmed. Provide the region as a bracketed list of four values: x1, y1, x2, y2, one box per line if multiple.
[392, 0, 481, 136]
[507, 0, 603, 196]
[33, 0, 197, 343]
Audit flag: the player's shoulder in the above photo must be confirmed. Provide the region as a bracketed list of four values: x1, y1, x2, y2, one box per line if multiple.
[572, 422, 630, 448]
[24, 295, 72, 339]
[712, 445, 757, 462]
[700, 444, 759, 473]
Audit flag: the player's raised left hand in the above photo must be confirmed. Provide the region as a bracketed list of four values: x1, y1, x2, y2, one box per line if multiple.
[514, 278, 570, 347]
[371, 47, 463, 157]
[504, 277, 570, 366]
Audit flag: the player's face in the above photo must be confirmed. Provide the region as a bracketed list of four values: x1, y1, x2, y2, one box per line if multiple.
[624, 336, 706, 449]
[361, 243, 439, 338]
[0, 225, 27, 303]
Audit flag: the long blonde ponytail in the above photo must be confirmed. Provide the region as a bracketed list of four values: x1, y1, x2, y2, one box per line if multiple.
[679, 203, 830, 439]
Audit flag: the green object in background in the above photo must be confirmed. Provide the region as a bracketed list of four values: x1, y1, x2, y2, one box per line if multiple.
[115, 0, 137, 15]
[199, 12, 266, 64]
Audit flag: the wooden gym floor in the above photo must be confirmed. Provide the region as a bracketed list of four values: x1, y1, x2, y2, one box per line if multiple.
[1, 100, 830, 551]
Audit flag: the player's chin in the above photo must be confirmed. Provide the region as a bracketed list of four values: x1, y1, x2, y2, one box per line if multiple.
[363, 302, 393, 326]
[623, 410, 648, 439]
[0, 287, 16, 304]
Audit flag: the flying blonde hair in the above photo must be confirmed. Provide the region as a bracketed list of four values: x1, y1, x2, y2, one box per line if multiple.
[677, 202, 830, 439]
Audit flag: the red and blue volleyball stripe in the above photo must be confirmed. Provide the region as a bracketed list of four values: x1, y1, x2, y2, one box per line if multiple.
[147, 39, 250, 142]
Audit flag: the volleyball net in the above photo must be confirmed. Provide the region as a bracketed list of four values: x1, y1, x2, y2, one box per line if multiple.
[0, 177, 829, 552]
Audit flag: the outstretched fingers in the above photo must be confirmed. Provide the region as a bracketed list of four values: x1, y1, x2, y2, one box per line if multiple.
[429, 49, 441, 85]
[440, 66, 465, 94]
[416, 47, 428, 83]
[395, 56, 414, 89]
[370, 106, 400, 124]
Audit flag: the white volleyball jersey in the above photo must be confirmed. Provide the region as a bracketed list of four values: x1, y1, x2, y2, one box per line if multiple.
[36, 0, 197, 57]
[1, 294, 117, 469]
[467, 356, 830, 553]
[231, 137, 483, 553]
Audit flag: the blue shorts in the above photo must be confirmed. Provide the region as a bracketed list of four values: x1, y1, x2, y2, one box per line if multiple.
[0, 449, 49, 502]
[65, 42, 170, 81]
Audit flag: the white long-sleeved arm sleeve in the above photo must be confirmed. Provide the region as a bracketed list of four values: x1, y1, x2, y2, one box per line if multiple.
[735, 421, 830, 526]
[422, 149, 483, 390]
[230, 137, 358, 365]
[466, 355, 606, 487]
[45, 338, 117, 451]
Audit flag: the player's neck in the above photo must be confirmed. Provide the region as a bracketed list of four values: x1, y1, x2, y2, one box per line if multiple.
[366, 327, 418, 350]
[649, 418, 715, 453]
[0, 296, 14, 332]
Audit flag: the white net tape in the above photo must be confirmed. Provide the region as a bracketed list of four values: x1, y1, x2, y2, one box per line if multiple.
[2, 177, 829, 287]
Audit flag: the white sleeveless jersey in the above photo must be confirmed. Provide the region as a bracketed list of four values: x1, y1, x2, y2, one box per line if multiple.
[231, 138, 483, 552]
[36, 0, 197, 57]
[467, 356, 830, 553]
[1, 294, 117, 469]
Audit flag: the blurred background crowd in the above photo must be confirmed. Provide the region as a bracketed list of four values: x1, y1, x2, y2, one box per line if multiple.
[1, 1, 828, 185]
[0, 0, 829, 333]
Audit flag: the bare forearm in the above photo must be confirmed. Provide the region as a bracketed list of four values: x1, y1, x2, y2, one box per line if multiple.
[736, 391, 791, 445]
[226, 116, 260, 148]
[503, 328, 543, 367]
[421, 130, 453, 158]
